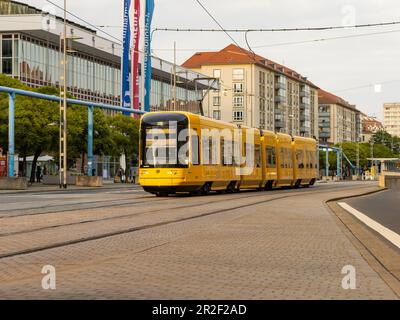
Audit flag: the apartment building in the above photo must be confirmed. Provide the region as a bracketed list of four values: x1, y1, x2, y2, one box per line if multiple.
[318, 89, 361, 144]
[182, 44, 319, 138]
[383, 103, 400, 137]
[360, 113, 384, 142]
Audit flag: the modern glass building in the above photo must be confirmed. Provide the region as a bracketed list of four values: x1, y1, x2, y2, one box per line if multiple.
[0, 0, 216, 112]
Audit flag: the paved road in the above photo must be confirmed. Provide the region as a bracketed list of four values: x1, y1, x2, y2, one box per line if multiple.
[346, 190, 400, 235]
[0, 181, 398, 299]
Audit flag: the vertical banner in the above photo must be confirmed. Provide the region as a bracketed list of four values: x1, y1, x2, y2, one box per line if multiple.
[122, 0, 132, 115]
[132, 0, 141, 118]
[143, 0, 154, 112]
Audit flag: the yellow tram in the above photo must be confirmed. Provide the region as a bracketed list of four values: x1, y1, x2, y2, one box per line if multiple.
[139, 112, 317, 196]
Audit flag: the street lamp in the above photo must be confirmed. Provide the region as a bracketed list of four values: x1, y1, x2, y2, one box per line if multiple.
[59, 0, 67, 189]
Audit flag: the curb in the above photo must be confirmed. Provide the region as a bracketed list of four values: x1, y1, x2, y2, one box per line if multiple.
[326, 189, 400, 299]
[0, 184, 140, 195]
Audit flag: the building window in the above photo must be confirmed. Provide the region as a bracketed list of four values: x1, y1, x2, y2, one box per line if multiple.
[233, 96, 244, 107]
[2, 38, 13, 75]
[259, 71, 265, 84]
[232, 68, 244, 80]
[233, 110, 244, 121]
[213, 69, 221, 79]
[213, 110, 221, 120]
[213, 96, 221, 106]
[233, 83, 244, 94]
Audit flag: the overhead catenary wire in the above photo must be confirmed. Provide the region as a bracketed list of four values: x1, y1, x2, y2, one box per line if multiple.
[193, 0, 258, 60]
[45, 0, 122, 44]
[152, 20, 400, 34]
[334, 79, 400, 93]
[150, 28, 400, 51]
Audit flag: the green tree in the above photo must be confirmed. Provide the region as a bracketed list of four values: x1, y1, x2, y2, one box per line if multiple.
[0, 77, 59, 181]
[372, 130, 392, 147]
[108, 114, 140, 173]
[0, 74, 140, 179]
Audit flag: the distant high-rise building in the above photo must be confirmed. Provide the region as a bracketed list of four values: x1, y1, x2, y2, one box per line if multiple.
[383, 103, 400, 137]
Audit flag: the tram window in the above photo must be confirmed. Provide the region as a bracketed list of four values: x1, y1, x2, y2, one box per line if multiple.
[280, 148, 285, 168]
[233, 141, 241, 166]
[245, 143, 255, 167]
[191, 133, 199, 165]
[297, 150, 303, 169]
[310, 151, 314, 169]
[143, 127, 177, 167]
[285, 148, 291, 168]
[221, 138, 232, 166]
[222, 139, 233, 166]
[266, 146, 276, 168]
[209, 138, 214, 165]
[255, 145, 261, 168]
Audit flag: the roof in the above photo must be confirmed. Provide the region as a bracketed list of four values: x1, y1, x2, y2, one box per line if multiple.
[182, 44, 318, 88]
[0, 0, 96, 34]
[318, 89, 359, 111]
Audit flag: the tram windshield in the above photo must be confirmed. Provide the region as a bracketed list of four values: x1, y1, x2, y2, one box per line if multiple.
[140, 114, 189, 168]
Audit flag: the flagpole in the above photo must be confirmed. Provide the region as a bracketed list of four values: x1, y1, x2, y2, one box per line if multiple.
[140, 0, 146, 112]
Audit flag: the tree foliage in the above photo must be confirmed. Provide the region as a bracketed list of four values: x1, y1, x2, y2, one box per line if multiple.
[0, 75, 140, 179]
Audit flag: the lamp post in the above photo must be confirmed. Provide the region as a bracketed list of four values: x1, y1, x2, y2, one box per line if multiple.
[59, 0, 68, 189]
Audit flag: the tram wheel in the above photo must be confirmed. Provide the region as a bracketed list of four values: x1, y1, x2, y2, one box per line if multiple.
[156, 192, 169, 197]
[226, 182, 236, 193]
[201, 183, 211, 195]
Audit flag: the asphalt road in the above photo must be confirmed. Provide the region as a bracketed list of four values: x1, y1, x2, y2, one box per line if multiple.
[346, 189, 400, 235]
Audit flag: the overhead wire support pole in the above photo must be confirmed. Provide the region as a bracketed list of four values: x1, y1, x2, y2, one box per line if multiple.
[59, 0, 68, 189]
[8, 93, 15, 178]
[326, 147, 329, 178]
[88, 105, 94, 177]
[173, 41, 176, 111]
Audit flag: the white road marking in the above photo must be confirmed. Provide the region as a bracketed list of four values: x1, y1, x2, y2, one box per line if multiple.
[338, 202, 400, 249]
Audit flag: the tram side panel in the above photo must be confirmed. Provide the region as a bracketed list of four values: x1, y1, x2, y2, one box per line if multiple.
[276, 133, 294, 187]
[239, 127, 263, 190]
[261, 130, 278, 190]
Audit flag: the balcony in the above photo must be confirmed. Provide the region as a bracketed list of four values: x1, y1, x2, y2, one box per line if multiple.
[275, 120, 284, 128]
[275, 95, 286, 104]
[275, 82, 286, 90]
[319, 132, 330, 138]
[300, 91, 310, 98]
[319, 122, 330, 128]
[300, 114, 311, 121]
[300, 126, 310, 134]
[300, 102, 310, 110]
[319, 111, 330, 117]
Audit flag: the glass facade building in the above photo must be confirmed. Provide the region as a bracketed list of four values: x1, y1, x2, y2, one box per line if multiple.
[0, 33, 121, 105]
[0, 1, 215, 112]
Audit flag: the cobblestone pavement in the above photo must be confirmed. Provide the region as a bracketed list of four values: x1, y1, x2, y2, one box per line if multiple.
[0, 182, 398, 299]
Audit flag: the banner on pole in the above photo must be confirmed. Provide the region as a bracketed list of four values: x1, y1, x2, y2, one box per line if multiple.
[122, 0, 132, 115]
[143, 0, 154, 112]
[131, 0, 140, 118]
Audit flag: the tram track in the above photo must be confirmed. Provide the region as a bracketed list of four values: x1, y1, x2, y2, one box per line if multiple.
[0, 195, 162, 218]
[0, 189, 283, 236]
[0, 183, 375, 260]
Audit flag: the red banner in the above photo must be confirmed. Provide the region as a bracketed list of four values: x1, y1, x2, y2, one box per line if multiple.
[131, 0, 140, 118]
[0, 156, 7, 177]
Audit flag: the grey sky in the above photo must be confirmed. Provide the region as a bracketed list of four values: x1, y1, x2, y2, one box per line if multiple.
[26, 0, 400, 120]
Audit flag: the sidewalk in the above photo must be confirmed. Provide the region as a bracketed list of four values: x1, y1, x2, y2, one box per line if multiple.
[0, 180, 139, 194]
